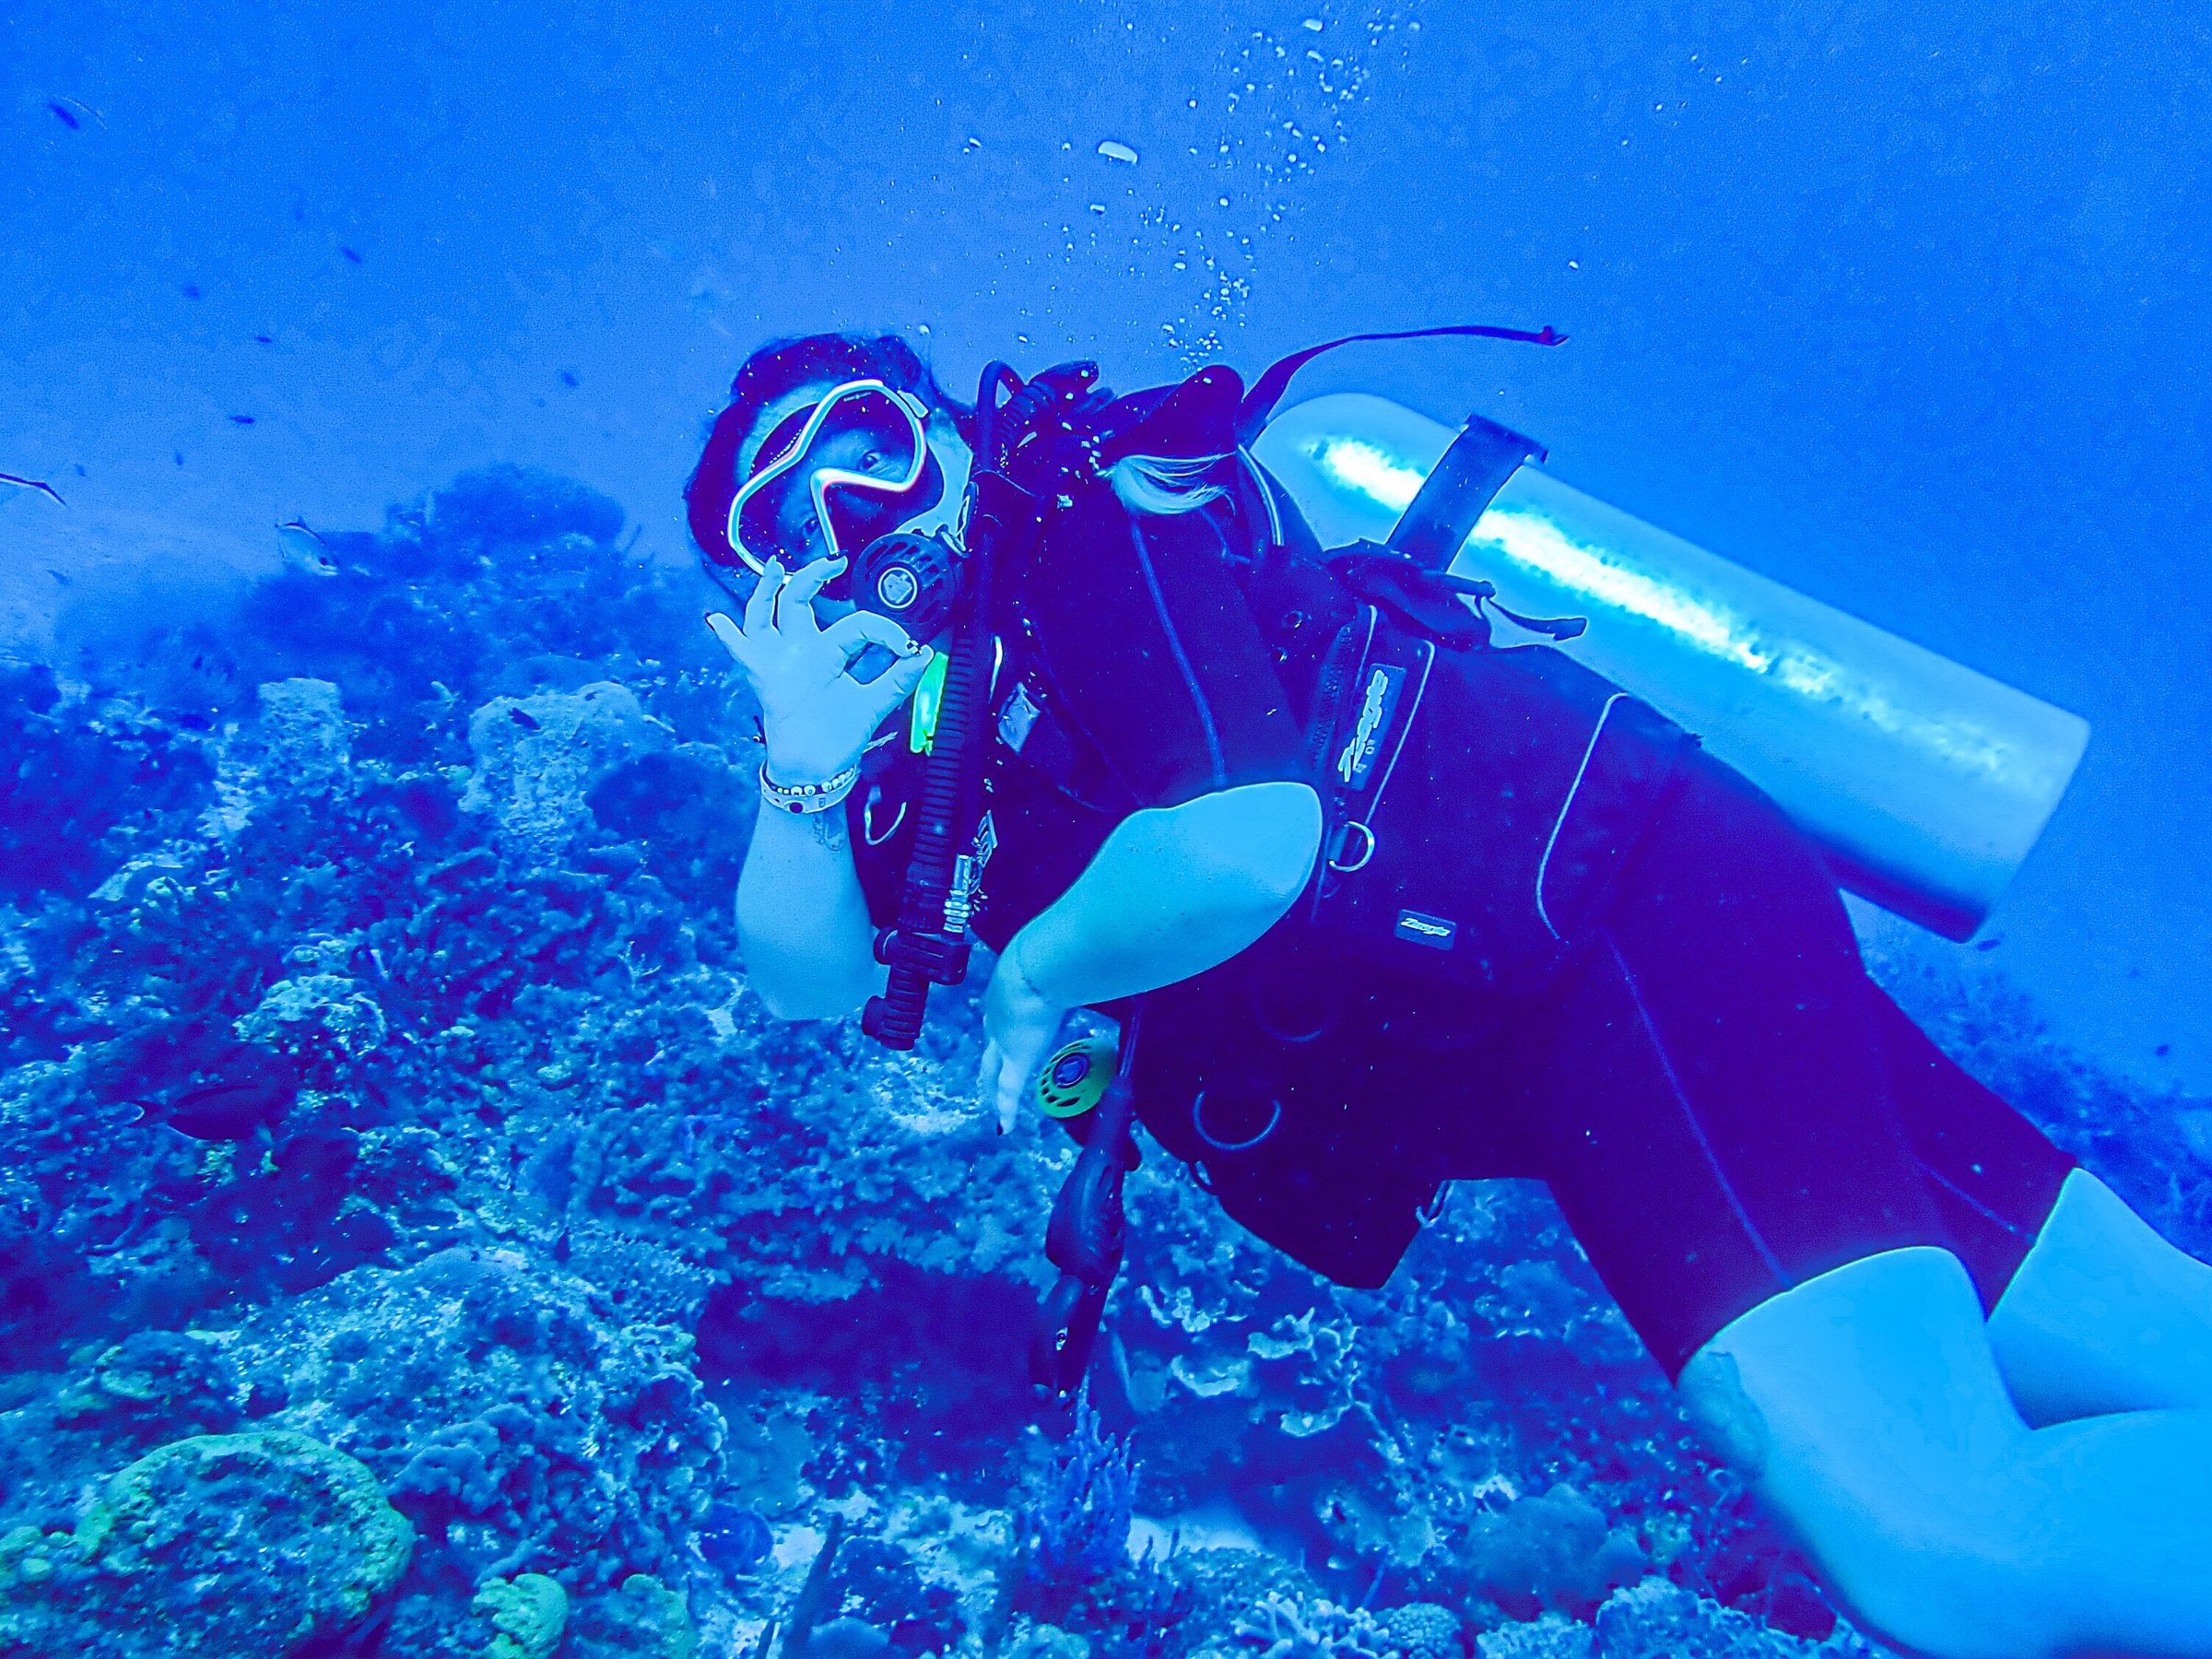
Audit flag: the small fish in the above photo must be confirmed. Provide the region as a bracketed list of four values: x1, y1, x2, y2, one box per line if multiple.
[559, 370, 579, 388]
[340, 245, 363, 264]
[253, 333, 273, 344]
[230, 414, 256, 425]
[164, 1078, 292, 1141]
[1973, 935, 2004, 952]
[276, 519, 340, 577]
[0, 473, 65, 507]
[46, 96, 103, 129]
[182, 283, 201, 300]
[509, 707, 542, 731]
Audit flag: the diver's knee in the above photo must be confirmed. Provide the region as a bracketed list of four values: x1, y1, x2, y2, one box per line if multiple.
[1677, 1345, 1771, 1478]
[1681, 1345, 2047, 1657]
[1678, 1253, 2055, 1657]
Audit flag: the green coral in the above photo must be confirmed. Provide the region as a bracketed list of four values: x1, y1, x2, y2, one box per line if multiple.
[0, 1430, 412, 1656]
[477, 1572, 570, 1659]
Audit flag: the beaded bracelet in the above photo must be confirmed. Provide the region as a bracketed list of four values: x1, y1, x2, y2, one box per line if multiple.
[759, 760, 861, 816]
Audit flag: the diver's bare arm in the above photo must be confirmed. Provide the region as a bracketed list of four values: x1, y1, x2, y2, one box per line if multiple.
[1006, 781, 1324, 1007]
[711, 552, 931, 1023]
[735, 802, 887, 1021]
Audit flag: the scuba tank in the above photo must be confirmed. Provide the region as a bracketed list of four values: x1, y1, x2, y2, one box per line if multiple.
[1253, 394, 2090, 942]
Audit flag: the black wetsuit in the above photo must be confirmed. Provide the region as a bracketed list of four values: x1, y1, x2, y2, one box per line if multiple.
[848, 434, 2076, 1382]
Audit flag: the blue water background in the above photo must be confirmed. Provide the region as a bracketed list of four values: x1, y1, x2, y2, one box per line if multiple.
[7, 0, 2206, 1090]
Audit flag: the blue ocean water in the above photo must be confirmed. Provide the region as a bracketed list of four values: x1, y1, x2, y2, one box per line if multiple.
[3, 3, 2209, 1654]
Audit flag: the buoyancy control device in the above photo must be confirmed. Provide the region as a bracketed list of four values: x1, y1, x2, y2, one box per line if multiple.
[861, 323, 2094, 1395]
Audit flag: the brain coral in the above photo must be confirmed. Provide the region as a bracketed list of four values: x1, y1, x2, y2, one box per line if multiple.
[0, 1429, 411, 1654]
[1380, 1601, 1465, 1659]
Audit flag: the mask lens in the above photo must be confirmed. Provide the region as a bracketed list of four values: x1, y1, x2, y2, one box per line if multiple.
[732, 382, 941, 570]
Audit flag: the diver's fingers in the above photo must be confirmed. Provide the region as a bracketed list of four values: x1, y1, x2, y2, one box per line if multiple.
[742, 558, 787, 635]
[820, 608, 920, 664]
[777, 556, 846, 625]
[997, 1057, 1029, 1135]
[977, 1041, 1005, 1127]
[862, 644, 937, 726]
[704, 611, 755, 670]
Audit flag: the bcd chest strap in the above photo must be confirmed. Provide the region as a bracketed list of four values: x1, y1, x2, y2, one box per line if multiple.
[1309, 605, 1438, 891]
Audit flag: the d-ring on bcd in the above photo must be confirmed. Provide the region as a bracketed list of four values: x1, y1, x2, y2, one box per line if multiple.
[1191, 1088, 1283, 1153]
[1328, 820, 1377, 874]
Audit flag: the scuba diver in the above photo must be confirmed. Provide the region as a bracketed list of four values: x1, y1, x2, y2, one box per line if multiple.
[687, 329, 2212, 1659]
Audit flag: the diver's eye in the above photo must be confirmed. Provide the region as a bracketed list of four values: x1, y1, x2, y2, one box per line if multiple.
[862, 449, 888, 473]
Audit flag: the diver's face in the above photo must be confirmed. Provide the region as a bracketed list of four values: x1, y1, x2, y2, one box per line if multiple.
[768, 425, 917, 563]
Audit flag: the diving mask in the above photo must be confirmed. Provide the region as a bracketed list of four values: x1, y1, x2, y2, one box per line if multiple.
[727, 379, 946, 575]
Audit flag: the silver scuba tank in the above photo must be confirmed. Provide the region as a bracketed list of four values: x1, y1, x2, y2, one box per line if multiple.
[1252, 392, 2090, 944]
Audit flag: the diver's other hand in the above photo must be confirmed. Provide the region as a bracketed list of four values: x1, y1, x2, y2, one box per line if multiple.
[706, 555, 935, 782]
[979, 939, 1068, 1135]
[999, 360, 1113, 494]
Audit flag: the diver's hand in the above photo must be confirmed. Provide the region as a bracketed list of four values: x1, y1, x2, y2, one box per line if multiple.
[706, 555, 935, 783]
[999, 361, 1113, 496]
[979, 938, 1069, 1135]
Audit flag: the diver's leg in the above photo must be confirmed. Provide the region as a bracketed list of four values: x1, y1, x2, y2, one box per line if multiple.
[1986, 1166, 2212, 1425]
[1515, 747, 1962, 1382]
[1864, 975, 2074, 1310]
[1681, 1244, 2212, 1659]
[1864, 978, 2212, 1424]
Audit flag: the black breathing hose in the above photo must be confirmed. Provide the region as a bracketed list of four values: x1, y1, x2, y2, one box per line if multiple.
[861, 362, 1027, 1052]
[1030, 1001, 1145, 1399]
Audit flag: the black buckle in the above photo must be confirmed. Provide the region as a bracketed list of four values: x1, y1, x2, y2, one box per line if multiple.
[872, 926, 971, 984]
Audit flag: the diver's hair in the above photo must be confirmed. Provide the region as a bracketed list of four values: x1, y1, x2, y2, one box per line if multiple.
[686, 331, 975, 567]
[1109, 453, 1231, 518]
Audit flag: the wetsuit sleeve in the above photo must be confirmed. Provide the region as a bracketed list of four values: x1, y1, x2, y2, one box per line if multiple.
[1024, 491, 1306, 811]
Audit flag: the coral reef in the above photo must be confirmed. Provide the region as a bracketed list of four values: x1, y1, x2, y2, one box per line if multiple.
[475, 1572, 569, 1659]
[0, 1429, 411, 1654]
[0, 463, 2171, 1657]
[564, 1572, 699, 1657]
